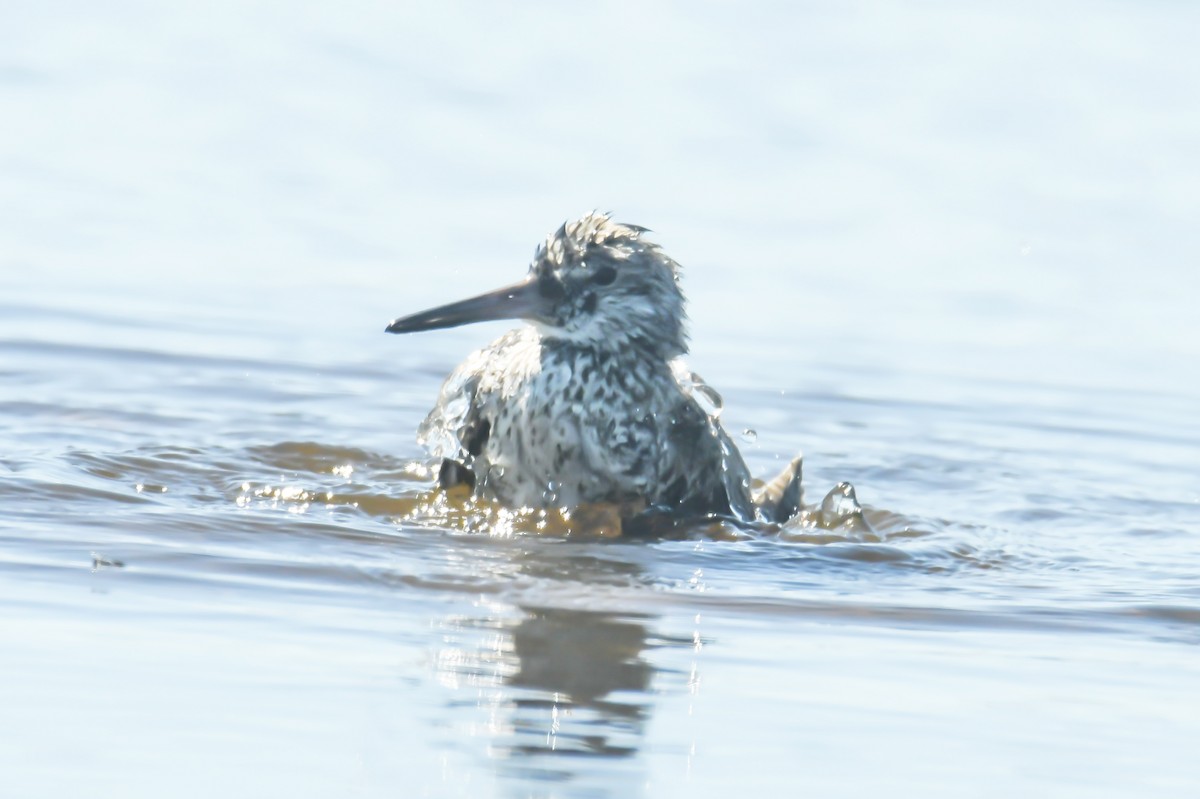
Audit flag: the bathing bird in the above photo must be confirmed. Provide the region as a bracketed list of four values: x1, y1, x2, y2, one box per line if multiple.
[386, 212, 801, 523]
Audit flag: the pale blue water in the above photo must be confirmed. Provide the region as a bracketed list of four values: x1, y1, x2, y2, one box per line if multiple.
[2, 2, 1199, 797]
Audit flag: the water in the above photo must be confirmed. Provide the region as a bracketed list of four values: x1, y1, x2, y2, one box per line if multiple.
[3, 1, 1199, 797]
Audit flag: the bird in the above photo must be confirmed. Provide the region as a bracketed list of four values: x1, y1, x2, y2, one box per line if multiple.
[385, 212, 802, 525]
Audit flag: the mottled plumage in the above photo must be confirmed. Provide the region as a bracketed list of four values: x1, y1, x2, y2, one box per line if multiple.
[387, 212, 800, 522]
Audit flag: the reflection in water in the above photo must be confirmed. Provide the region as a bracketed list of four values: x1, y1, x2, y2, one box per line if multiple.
[434, 606, 677, 790]
[506, 609, 651, 757]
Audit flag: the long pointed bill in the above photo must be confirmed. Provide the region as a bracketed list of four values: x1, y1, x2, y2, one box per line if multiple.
[385, 278, 548, 334]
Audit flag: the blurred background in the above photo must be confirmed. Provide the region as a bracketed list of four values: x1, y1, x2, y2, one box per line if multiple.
[4, 0, 1197, 389]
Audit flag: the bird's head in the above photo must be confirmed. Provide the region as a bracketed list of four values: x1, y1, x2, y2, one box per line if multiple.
[386, 212, 688, 359]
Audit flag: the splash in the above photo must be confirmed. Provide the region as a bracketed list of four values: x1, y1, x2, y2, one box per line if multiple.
[233, 442, 921, 545]
[417, 349, 490, 460]
[669, 359, 762, 522]
[670, 360, 724, 419]
[777, 482, 884, 544]
[399, 486, 629, 538]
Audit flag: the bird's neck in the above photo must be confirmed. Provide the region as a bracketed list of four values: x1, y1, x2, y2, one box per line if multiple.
[538, 331, 683, 367]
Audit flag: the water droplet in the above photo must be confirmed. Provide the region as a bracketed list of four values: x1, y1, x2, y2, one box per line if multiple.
[740, 428, 757, 444]
[542, 480, 561, 506]
[443, 393, 469, 420]
[818, 482, 862, 528]
[482, 464, 505, 489]
[671, 362, 724, 418]
[692, 382, 724, 419]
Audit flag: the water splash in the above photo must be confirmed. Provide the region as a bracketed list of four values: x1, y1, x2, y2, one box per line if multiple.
[818, 482, 865, 528]
[778, 482, 881, 542]
[667, 359, 759, 519]
[713, 426, 756, 522]
[692, 383, 725, 419]
[398, 486, 625, 538]
[227, 440, 935, 549]
[670, 360, 725, 420]
[417, 356, 485, 460]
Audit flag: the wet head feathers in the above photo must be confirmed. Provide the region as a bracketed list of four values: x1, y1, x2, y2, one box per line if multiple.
[530, 211, 689, 358]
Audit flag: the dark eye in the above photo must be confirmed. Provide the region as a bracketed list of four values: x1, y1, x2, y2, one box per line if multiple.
[537, 272, 565, 300]
[591, 265, 617, 286]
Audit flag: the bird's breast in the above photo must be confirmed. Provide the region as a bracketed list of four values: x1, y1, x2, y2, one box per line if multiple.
[470, 345, 668, 508]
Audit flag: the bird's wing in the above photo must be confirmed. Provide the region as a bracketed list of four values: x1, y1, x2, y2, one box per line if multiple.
[416, 345, 494, 464]
[660, 391, 757, 520]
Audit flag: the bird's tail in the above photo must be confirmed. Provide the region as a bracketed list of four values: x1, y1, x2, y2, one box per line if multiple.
[754, 455, 803, 523]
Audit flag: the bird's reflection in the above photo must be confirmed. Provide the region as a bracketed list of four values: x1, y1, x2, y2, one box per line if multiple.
[505, 607, 652, 757]
[435, 603, 686, 785]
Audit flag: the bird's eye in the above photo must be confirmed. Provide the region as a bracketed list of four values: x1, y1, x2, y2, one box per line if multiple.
[538, 272, 565, 300]
[591, 265, 617, 286]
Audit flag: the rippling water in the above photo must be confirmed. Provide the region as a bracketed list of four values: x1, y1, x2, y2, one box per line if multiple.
[3, 2, 1199, 797]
